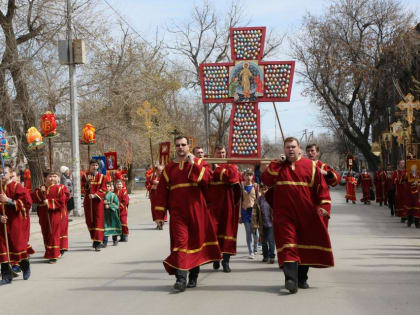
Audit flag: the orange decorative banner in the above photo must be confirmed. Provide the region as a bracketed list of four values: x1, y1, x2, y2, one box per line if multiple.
[81, 123, 96, 144]
[40, 111, 57, 137]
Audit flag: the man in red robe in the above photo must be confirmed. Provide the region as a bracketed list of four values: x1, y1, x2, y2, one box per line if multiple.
[392, 160, 408, 222]
[374, 166, 387, 206]
[154, 136, 221, 292]
[405, 157, 420, 228]
[115, 178, 130, 239]
[81, 159, 107, 251]
[306, 144, 341, 187]
[207, 145, 241, 273]
[358, 168, 373, 204]
[146, 165, 168, 229]
[345, 170, 357, 204]
[31, 170, 70, 263]
[262, 137, 333, 294]
[0, 164, 33, 285]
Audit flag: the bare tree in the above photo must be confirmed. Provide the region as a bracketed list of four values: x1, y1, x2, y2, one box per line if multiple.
[291, 0, 415, 170]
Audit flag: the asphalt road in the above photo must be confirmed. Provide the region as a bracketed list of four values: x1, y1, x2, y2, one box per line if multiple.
[1, 188, 420, 315]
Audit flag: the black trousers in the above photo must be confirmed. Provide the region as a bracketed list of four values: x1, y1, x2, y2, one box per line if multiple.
[387, 190, 395, 215]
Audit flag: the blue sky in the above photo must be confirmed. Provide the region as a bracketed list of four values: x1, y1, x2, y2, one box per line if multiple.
[101, 0, 419, 142]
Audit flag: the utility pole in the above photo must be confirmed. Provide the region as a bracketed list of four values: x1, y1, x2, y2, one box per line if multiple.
[67, 0, 82, 216]
[204, 104, 209, 154]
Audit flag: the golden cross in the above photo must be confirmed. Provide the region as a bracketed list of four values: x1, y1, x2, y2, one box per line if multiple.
[137, 101, 159, 131]
[397, 93, 420, 125]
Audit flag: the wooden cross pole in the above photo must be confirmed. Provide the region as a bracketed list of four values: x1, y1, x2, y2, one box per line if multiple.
[137, 101, 159, 169]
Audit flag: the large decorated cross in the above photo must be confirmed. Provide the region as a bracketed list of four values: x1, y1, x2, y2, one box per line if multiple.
[199, 26, 295, 158]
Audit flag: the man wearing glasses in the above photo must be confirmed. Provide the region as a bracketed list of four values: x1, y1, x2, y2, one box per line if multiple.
[154, 136, 221, 292]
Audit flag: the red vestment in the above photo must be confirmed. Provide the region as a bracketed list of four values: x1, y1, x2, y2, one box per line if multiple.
[0, 181, 32, 264]
[315, 160, 341, 187]
[154, 158, 221, 274]
[207, 164, 241, 255]
[345, 176, 357, 201]
[392, 170, 408, 218]
[357, 173, 372, 202]
[115, 188, 130, 235]
[23, 169, 32, 192]
[405, 182, 419, 219]
[261, 157, 334, 268]
[81, 172, 106, 242]
[374, 170, 387, 203]
[31, 184, 70, 259]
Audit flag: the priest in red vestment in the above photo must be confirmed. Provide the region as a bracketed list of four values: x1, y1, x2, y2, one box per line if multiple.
[154, 136, 221, 292]
[305, 144, 341, 187]
[374, 167, 387, 206]
[146, 165, 168, 229]
[0, 164, 33, 285]
[392, 160, 409, 222]
[31, 171, 70, 263]
[262, 137, 333, 294]
[81, 159, 107, 251]
[115, 179, 130, 240]
[207, 145, 241, 273]
[357, 168, 373, 204]
[345, 171, 357, 204]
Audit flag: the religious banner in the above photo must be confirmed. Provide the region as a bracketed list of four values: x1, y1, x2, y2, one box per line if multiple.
[407, 159, 420, 183]
[92, 155, 107, 175]
[104, 152, 118, 170]
[188, 136, 196, 152]
[159, 142, 171, 166]
[199, 26, 295, 158]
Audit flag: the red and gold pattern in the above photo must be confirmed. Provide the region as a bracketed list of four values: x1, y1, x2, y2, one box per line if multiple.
[81, 123, 96, 145]
[40, 111, 58, 137]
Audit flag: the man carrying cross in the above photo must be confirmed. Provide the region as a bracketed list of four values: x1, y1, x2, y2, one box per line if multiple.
[207, 145, 241, 273]
[262, 137, 334, 294]
[154, 136, 221, 292]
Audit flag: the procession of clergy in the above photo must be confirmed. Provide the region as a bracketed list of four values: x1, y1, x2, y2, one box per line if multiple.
[1, 135, 417, 294]
[0, 161, 129, 286]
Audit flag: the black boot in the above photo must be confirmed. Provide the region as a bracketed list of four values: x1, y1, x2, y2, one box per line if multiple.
[19, 259, 31, 280]
[414, 218, 420, 229]
[103, 237, 108, 248]
[0, 263, 13, 285]
[93, 241, 102, 251]
[222, 253, 231, 273]
[298, 265, 310, 289]
[120, 235, 128, 242]
[283, 262, 298, 294]
[187, 266, 200, 288]
[173, 270, 187, 292]
[213, 261, 220, 270]
[112, 235, 119, 246]
[407, 216, 413, 228]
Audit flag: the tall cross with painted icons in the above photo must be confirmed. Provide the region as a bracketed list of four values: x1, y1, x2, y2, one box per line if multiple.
[199, 26, 295, 158]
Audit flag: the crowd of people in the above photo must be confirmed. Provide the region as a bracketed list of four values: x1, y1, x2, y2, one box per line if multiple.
[344, 159, 419, 228]
[0, 159, 130, 286]
[146, 136, 340, 294]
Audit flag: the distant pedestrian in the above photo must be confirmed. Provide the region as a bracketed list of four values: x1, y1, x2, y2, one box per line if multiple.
[240, 169, 259, 259]
[358, 168, 372, 204]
